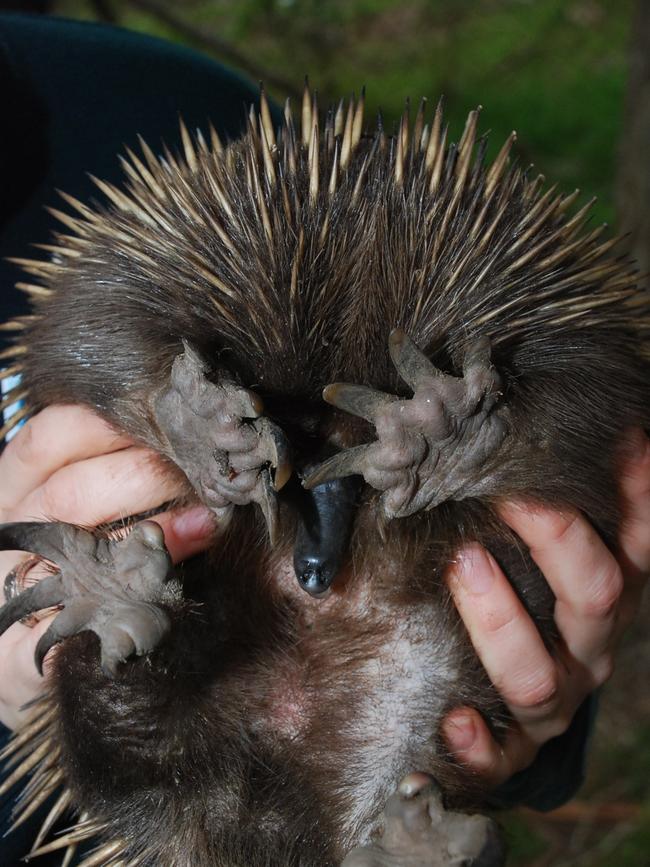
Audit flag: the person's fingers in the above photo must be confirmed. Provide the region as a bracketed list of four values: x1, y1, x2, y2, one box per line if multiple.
[618, 428, 650, 584]
[0, 405, 133, 510]
[0, 616, 53, 731]
[446, 545, 569, 743]
[17, 446, 184, 527]
[443, 431, 650, 783]
[151, 506, 217, 564]
[498, 504, 622, 682]
[442, 708, 537, 786]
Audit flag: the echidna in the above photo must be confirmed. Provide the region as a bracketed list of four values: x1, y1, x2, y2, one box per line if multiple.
[0, 82, 648, 867]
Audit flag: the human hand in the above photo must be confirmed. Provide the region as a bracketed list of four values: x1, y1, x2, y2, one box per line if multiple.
[442, 428, 650, 785]
[0, 404, 216, 730]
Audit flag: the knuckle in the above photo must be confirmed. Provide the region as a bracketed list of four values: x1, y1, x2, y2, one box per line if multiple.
[5, 416, 37, 468]
[482, 602, 521, 638]
[582, 565, 624, 620]
[531, 509, 582, 551]
[507, 669, 560, 712]
[8, 406, 68, 466]
[38, 477, 81, 522]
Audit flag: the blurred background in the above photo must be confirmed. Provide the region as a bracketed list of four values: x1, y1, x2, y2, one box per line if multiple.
[2, 2, 649, 864]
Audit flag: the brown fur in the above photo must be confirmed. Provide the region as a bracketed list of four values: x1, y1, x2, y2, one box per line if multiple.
[1, 88, 649, 865]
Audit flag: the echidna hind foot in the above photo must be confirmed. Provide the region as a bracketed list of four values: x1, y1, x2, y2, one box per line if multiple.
[0, 521, 177, 676]
[342, 774, 505, 867]
[305, 332, 507, 517]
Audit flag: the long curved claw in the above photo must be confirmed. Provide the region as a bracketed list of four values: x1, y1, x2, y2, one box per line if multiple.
[303, 445, 371, 490]
[256, 469, 279, 544]
[34, 597, 96, 674]
[322, 383, 397, 422]
[35, 594, 172, 677]
[253, 417, 292, 491]
[309, 332, 507, 516]
[0, 522, 92, 565]
[0, 573, 64, 638]
[388, 328, 441, 390]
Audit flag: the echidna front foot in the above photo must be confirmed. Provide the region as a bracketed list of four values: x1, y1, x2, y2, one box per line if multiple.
[153, 343, 291, 541]
[0, 520, 176, 676]
[305, 333, 508, 517]
[342, 774, 505, 867]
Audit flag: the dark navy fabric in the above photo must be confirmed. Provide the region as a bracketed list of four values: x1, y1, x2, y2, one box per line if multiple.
[0, 12, 277, 326]
[0, 13, 594, 864]
[488, 694, 597, 811]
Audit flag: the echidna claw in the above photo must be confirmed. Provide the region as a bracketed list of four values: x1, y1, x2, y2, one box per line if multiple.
[257, 470, 279, 545]
[303, 445, 371, 490]
[322, 383, 397, 423]
[154, 344, 293, 540]
[388, 328, 441, 389]
[0, 521, 177, 676]
[253, 417, 292, 491]
[307, 331, 508, 517]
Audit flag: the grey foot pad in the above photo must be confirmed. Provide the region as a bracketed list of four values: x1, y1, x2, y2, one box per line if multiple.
[0, 520, 177, 676]
[153, 343, 291, 540]
[305, 331, 507, 517]
[342, 774, 505, 867]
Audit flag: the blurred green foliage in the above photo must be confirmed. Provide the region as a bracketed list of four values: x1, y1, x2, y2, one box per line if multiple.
[57, 0, 634, 225]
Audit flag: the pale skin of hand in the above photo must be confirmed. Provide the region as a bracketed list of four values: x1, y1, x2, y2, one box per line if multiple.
[442, 427, 650, 784]
[1, 407, 649, 796]
[0, 404, 216, 730]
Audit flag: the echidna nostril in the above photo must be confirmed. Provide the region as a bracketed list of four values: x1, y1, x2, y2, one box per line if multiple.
[296, 560, 332, 598]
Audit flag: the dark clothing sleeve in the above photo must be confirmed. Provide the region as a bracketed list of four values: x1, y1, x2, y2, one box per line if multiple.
[0, 13, 593, 864]
[0, 12, 280, 326]
[488, 694, 598, 812]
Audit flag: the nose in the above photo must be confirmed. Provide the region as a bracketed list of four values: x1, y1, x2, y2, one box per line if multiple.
[293, 475, 359, 598]
[295, 556, 334, 598]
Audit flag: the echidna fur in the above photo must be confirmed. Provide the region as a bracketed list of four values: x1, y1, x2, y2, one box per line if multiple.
[0, 83, 648, 866]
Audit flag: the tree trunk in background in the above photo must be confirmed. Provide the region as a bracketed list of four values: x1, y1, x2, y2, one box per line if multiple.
[617, 0, 650, 288]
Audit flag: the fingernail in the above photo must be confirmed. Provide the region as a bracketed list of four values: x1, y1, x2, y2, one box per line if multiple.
[443, 713, 476, 751]
[453, 545, 495, 595]
[171, 506, 215, 541]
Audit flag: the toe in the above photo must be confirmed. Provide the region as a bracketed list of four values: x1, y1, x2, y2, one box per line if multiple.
[0, 574, 65, 638]
[116, 602, 170, 656]
[99, 624, 136, 677]
[33, 596, 96, 673]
